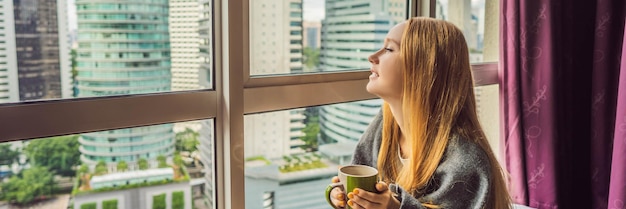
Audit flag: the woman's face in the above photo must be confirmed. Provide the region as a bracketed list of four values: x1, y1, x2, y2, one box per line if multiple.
[366, 22, 406, 103]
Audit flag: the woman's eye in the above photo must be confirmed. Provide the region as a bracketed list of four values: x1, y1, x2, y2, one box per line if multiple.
[384, 48, 393, 52]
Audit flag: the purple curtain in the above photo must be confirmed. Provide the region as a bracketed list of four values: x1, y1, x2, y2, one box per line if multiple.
[608, 25, 626, 208]
[500, 0, 625, 208]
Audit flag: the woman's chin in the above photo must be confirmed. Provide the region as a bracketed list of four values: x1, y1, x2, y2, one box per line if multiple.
[365, 84, 380, 96]
[366, 84, 374, 93]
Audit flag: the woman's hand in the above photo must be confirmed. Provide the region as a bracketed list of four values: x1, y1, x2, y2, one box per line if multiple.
[347, 181, 401, 209]
[330, 176, 347, 208]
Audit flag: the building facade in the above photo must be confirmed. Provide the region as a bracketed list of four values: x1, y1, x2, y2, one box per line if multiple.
[0, 0, 71, 103]
[75, 0, 175, 165]
[14, 0, 72, 101]
[303, 21, 320, 49]
[0, 0, 20, 103]
[245, 0, 306, 160]
[319, 0, 405, 144]
[169, 0, 204, 91]
[198, 0, 214, 208]
[73, 181, 192, 209]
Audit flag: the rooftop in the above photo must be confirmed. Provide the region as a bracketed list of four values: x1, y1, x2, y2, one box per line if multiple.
[90, 168, 174, 184]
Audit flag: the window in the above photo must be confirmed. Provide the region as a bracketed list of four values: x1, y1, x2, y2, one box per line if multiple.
[244, 101, 380, 208]
[0, 120, 214, 209]
[249, 0, 408, 76]
[0, 0, 213, 104]
[0, 0, 501, 208]
[436, 0, 500, 155]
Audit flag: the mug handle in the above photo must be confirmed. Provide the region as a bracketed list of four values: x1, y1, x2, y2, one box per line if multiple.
[325, 182, 345, 209]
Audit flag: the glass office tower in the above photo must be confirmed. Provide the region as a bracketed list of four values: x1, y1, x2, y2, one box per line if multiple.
[75, 0, 175, 165]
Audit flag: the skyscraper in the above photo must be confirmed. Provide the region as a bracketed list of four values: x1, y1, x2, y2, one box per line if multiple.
[303, 21, 320, 49]
[0, 0, 71, 103]
[319, 0, 405, 144]
[245, 0, 306, 160]
[169, 0, 203, 91]
[75, 0, 175, 165]
[198, 0, 215, 208]
[0, 0, 20, 103]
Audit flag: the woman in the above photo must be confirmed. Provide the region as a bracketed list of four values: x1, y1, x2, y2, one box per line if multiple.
[329, 17, 511, 209]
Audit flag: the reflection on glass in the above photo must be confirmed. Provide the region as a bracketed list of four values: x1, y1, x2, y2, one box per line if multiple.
[244, 101, 380, 208]
[0, 0, 213, 104]
[0, 120, 215, 209]
[436, 0, 487, 63]
[249, 0, 408, 76]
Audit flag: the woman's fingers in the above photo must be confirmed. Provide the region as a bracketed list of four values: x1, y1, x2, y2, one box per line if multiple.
[331, 187, 344, 198]
[375, 181, 388, 192]
[331, 187, 346, 208]
[348, 190, 374, 209]
[332, 176, 340, 183]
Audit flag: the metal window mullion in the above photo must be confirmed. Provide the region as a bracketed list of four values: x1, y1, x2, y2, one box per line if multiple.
[241, 63, 498, 115]
[414, 0, 437, 17]
[243, 79, 377, 115]
[0, 91, 217, 143]
[219, 0, 247, 209]
[244, 70, 371, 88]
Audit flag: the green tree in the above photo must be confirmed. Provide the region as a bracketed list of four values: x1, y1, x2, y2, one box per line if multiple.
[23, 135, 81, 177]
[175, 128, 199, 152]
[157, 155, 168, 168]
[116, 161, 128, 172]
[302, 47, 320, 68]
[78, 164, 89, 175]
[300, 107, 321, 152]
[137, 158, 149, 170]
[0, 166, 55, 205]
[71, 49, 77, 79]
[173, 155, 184, 167]
[95, 160, 108, 175]
[0, 144, 20, 166]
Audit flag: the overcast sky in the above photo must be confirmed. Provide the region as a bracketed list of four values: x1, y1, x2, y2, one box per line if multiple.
[303, 0, 325, 22]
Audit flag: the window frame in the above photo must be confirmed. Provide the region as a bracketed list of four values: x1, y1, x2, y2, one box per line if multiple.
[0, 0, 499, 209]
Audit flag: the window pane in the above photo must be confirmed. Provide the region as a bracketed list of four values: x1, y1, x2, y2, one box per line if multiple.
[474, 84, 500, 160]
[244, 100, 381, 208]
[0, 120, 215, 209]
[436, 0, 490, 63]
[249, 0, 408, 76]
[0, 0, 213, 104]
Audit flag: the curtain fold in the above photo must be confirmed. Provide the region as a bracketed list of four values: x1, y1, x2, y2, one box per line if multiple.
[607, 24, 626, 209]
[500, 0, 625, 208]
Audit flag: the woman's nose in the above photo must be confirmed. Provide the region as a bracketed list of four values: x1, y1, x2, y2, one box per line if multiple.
[368, 53, 378, 64]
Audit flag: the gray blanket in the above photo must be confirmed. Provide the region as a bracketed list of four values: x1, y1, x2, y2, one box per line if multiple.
[351, 111, 492, 209]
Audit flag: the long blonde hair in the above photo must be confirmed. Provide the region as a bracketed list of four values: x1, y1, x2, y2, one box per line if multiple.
[376, 17, 511, 209]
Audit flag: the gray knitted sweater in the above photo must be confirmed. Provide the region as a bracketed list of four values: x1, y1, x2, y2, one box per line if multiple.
[351, 111, 492, 209]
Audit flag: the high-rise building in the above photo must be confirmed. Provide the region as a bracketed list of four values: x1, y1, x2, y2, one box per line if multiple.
[319, 0, 405, 144]
[14, 0, 72, 101]
[0, 0, 20, 103]
[198, 0, 214, 208]
[245, 0, 306, 160]
[303, 21, 320, 49]
[0, 0, 71, 103]
[75, 0, 175, 165]
[169, 0, 203, 91]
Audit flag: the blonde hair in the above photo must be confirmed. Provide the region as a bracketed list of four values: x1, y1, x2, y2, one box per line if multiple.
[376, 17, 511, 209]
